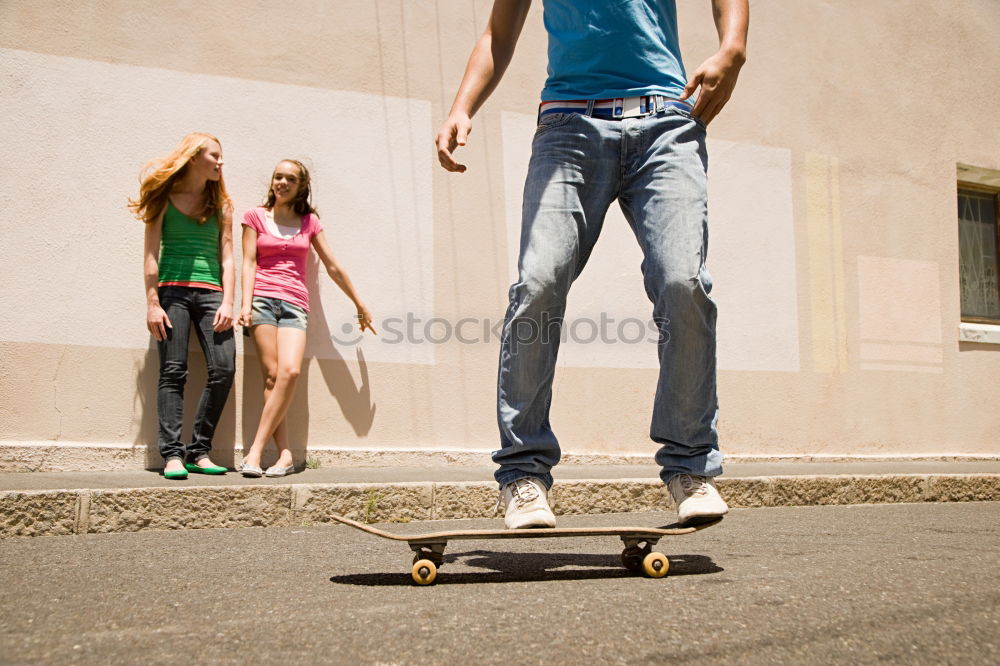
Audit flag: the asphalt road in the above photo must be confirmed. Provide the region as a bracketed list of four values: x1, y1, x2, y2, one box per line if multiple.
[1, 503, 998, 665]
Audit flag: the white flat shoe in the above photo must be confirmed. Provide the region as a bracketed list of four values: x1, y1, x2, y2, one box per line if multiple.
[238, 460, 264, 478]
[265, 464, 295, 477]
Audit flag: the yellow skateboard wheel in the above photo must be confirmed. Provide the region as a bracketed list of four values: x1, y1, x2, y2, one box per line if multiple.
[411, 559, 438, 585]
[642, 552, 669, 578]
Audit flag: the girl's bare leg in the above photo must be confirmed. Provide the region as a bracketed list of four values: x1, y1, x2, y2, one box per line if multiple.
[244, 324, 276, 466]
[246, 324, 291, 466]
[243, 326, 306, 468]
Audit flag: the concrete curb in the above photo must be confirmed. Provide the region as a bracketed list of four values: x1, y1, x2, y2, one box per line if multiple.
[2, 474, 998, 538]
[3, 442, 998, 473]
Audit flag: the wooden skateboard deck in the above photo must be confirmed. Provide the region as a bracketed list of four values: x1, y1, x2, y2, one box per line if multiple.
[330, 513, 721, 585]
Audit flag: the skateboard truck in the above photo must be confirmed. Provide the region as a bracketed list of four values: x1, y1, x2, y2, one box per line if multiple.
[619, 537, 668, 576]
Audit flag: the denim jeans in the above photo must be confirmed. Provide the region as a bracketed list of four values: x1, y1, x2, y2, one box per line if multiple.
[251, 295, 309, 330]
[495, 106, 722, 488]
[156, 286, 236, 463]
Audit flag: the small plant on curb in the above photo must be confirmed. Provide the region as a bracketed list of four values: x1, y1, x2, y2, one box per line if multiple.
[305, 456, 321, 470]
[364, 491, 382, 524]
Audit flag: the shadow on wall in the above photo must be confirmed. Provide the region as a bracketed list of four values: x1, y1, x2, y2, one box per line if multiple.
[239, 253, 376, 468]
[959, 341, 1000, 353]
[134, 342, 237, 470]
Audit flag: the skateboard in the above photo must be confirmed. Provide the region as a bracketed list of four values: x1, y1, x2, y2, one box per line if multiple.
[330, 513, 721, 585]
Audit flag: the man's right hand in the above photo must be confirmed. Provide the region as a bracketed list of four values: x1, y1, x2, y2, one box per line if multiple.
[147, 304, 171, 341]
[435, 112, 473, 173]
[434, 0, 530, 173]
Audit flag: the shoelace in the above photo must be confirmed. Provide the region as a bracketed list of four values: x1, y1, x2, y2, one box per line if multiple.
[494, 478, 541, 512]
[677, 474, 709, 497]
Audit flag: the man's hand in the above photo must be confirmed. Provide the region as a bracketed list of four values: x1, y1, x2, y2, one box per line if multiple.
[682, 0, 748, 125]
[436, 112, 473, 173]
[434, 1, 530, 173]
[680, 47, 745, 125]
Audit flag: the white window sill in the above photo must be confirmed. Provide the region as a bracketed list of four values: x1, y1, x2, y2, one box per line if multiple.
[959, 322, 1000, 345]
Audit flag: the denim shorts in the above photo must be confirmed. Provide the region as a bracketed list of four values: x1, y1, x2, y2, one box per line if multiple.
[251, 296, 308, 330]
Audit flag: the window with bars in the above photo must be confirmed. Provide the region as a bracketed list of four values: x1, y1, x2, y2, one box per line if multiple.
[958, 186, 1000, 323]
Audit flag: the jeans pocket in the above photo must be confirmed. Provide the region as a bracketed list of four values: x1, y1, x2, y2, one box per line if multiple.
[201, 289, 224, 305]
[250, 296, 270, 325]
[535, 112, 574, 134]
[158, 286, 185, 307]
[675, 106, 707, 131]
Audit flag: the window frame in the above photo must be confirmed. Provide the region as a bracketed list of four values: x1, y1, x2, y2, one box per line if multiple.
[957, 179, 1000, 326]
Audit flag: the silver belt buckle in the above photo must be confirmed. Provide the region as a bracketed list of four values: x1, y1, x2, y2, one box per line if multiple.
[623, 96, 644, 117]
[611, 95, 656, 118]
[613, 95, 653, 118]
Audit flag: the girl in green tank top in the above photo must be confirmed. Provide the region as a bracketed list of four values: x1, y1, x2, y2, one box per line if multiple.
[129, 133, 236, 480]
[157, 202, 223, 289]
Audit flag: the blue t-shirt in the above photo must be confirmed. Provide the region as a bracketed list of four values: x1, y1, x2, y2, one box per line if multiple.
[541, 0, 687, 101]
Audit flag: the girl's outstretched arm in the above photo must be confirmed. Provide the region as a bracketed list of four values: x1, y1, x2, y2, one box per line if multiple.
[312, 230, 376, 334]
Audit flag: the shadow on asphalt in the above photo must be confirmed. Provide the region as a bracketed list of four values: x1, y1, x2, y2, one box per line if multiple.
[329, 551, 723, 586]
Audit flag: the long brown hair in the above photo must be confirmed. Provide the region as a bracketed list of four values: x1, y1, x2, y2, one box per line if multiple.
[264, 159, 317, 217]
[128, 132, 232, 224]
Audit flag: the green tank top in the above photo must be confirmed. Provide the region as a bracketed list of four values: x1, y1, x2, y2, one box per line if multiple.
[158, 201, 222, 288]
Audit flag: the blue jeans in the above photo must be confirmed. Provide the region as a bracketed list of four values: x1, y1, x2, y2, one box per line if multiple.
[494, 106, 722, 488]
[156, 286, 236, 463]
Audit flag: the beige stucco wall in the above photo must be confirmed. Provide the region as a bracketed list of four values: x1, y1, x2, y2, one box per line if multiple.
[1, 0, 997, 471]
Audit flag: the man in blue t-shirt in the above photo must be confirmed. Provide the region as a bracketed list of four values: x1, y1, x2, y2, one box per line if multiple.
[436, 0, 749, 528]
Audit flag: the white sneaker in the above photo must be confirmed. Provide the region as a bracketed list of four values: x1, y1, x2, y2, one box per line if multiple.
[668, 474, 728, 525]
[498, 478, 556, 529]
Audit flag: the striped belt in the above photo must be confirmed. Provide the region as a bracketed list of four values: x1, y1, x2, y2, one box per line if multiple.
[539, 95, 692, 120]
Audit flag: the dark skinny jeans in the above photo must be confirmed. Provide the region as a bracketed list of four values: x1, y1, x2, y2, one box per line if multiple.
[156, 286, 235, 463]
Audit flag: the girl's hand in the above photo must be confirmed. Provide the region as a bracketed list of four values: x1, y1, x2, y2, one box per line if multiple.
[237, 305, 253, 328]
[213, 302, 234, 332]
[147, 304, 172, 341]
[357, 306, 377, 335]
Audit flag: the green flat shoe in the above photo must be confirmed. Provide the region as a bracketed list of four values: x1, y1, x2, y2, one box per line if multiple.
[184, 462, 227, 475]
[164, 468, 188, 480]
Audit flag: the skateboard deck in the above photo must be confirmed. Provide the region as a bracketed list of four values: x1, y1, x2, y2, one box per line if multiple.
[330, 513, 721, 585]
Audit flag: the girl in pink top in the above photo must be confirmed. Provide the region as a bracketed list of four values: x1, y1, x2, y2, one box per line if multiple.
[237, 159, 375, 477]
